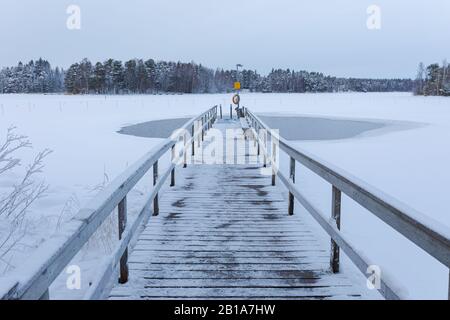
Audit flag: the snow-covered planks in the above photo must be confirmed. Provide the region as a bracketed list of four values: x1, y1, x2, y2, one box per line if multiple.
[109, 119, 366, 300]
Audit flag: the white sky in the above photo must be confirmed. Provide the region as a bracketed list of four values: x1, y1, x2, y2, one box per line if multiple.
[1, 0, 449, 78]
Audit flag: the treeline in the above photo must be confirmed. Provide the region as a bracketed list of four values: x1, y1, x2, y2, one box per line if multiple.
[414, 62, 450, 96]
[0, 59, 64, 93]
[240, 69, 413, 93]
[64, 58, 215, 94]
[0, 57, 414, 95]
[64, 58, 413, 94]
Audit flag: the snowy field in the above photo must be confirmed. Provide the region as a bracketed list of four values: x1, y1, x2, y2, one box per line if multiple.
[0, 92, 449, 299]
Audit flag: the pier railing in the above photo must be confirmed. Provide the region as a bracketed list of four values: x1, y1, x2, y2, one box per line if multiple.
[1, 106, 218, 300]
[244, 107, 450, 300]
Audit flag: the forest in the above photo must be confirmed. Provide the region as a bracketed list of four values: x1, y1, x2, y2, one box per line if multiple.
[0, 59, 64, 94]
[0, 57, 430, 95]
[414, 61, 450, 96]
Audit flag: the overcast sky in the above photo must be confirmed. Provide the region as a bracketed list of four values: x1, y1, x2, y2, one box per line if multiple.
[1, 0, 449, 78]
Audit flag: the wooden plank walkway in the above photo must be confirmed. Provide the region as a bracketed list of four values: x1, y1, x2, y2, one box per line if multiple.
[109, 119, 366, 300]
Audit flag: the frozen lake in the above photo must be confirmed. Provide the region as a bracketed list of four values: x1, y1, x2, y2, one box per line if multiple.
[0, 92, 449, 299]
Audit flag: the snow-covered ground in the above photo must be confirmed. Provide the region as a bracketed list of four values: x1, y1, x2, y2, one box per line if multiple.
[0, 92, 449, 299]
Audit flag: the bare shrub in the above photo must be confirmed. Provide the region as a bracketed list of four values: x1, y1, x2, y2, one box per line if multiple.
[0, 127, 51, 265]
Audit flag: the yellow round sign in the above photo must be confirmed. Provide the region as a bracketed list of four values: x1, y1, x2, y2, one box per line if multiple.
[232, 94, 240, 105]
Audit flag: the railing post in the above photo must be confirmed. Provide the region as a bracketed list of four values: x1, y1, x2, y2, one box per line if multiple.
[447, 271, 450, 300]
[330, 186, 342, 273]
[170, 145, 175, 187]
[183, 132, 187, 168]
[257, 127, 260, 156]
[153, 161, 159, 216]
[197, 120, 201, 147]
[191, 124, 195, 156]
[208, 111, 210, 129]
[207, 112, 211, 130]
[263, 130, 267, 168]
[118, 196, 129, 283]
[201, 117, 205, 141]
[448, 271, 450, 300]
[288, 157, 295, 215]
[220, 105, 222, 119]
[254, 123, 258, 148]
[230, 104, 232, 119]
[271, 140, 276, 186]
[39, 289, 50, 300]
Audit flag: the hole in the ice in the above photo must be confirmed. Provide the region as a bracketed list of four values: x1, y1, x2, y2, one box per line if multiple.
[118, 115, 418, 141]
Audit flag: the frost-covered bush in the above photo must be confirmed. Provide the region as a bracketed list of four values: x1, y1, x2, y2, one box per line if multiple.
[0, 127, 51, 267]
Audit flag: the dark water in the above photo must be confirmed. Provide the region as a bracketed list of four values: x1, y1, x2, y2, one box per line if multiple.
[119, 118, 191, 139]
[259, 116, 385, 141]
[118, 116, 386, 141]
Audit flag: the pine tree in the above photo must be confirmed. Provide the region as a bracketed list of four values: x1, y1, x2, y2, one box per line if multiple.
[65, 63, 80, 94]
[124, 59, 137, 93]
[112, 60, 124, 94]
[93, 62, 106, 93]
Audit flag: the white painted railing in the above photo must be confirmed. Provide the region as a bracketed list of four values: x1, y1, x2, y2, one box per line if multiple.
[244, 107, 450, 300]
[0, 106, 218, 300]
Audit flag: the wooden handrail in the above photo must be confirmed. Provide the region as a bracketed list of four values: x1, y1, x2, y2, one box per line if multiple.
[0, 106, 218, 300]
[244, 107, 450, 300]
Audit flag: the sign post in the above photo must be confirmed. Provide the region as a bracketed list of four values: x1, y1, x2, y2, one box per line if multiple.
[233, 64, 243, 118]
[232, 94, 240, 105]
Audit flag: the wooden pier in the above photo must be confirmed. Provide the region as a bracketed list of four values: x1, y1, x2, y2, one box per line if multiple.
[109, 120, 364, 299]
